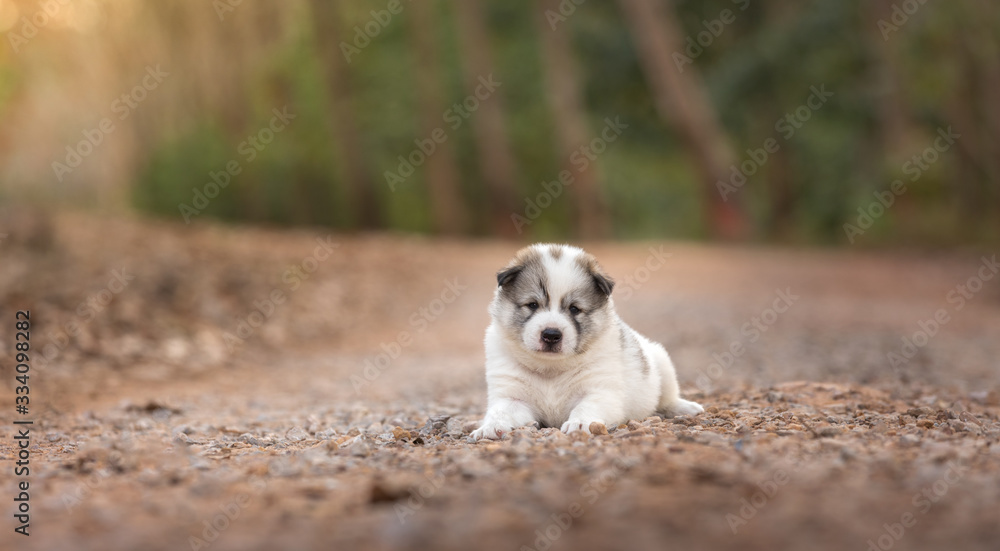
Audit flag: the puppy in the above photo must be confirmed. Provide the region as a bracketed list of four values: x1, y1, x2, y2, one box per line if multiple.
[471, 243, 703, 440]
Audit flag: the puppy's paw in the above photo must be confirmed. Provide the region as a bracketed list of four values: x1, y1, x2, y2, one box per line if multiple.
[471, 423, 512, 441]
[561, 418, 604, 435]
[669, 399, 704, 417]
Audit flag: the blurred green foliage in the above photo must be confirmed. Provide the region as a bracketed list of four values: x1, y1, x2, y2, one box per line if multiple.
[3, 0, 997, 245]
[139, 0, 998, 243]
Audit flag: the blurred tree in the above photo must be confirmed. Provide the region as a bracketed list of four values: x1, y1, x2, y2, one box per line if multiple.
[982, 26, 1000, 220]
[618, 0, 749, 240]
[976, 2, 1000, 204]
[534, 0, 611, 239]
[308, 0, 383, 229]
[453, 0, 521, 237]
[225, 2, 270, 221]
[4, 0, 998, 245]
[866, 0, 916, 165]
[946, 34, 988, 228]
[409, 0, 469, 234]
[757, 2, 800, 240]
[961, 0, 1000, 222]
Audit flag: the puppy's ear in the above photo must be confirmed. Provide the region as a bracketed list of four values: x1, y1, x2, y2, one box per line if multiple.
[592, 272, 615, 297]
[577, 252, 614, 297]
[496, 266, 523, 287]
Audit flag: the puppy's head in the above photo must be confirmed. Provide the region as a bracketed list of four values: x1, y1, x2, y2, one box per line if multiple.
[490, 244, 615, 358]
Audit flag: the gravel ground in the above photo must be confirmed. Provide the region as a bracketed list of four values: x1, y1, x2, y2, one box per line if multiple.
[1, 210, 999, 551]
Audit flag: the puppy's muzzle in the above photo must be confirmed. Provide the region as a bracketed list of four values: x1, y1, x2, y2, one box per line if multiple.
[540, 328, 562, 352]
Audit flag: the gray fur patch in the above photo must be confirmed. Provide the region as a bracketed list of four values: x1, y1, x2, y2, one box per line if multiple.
[495, 247, 550, 339]
[574, 252, 615, 304]
[619, 323, 649, 376]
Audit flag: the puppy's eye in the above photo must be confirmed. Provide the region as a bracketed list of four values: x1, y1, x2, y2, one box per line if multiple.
[568, 305, 581, 315]
[525, 301, 539, 310]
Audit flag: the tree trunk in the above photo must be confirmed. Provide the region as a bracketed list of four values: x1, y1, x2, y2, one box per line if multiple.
[409, 0, 469, 234]
[758, 2, 803, 241]
[452, 0, 520, 237]
[226, 2, 269, 222]
[534, 0, 611, 240]
[865, 0, 917, 164]
[970, 0, 1000, 220]
[308, 0, 383, 230]
[946, 34, 988, 231]
[617, 0, 750, 240]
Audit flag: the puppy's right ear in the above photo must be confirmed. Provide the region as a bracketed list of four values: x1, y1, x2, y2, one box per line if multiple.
[496, 266, 523, 287]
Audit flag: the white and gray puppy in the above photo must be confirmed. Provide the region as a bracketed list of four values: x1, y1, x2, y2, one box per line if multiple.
[472, 243, 703, 440]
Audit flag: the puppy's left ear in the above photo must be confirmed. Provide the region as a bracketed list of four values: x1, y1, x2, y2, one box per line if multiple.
[578, 252, 615, 297]
[496, 266, 523, 287]
[592, 271, 615, 297]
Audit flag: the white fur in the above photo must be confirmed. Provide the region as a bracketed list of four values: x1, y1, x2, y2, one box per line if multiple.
[472, 245, 703, 440]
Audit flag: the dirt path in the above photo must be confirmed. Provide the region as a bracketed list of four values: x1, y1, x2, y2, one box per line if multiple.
[1, 211, 999, 550]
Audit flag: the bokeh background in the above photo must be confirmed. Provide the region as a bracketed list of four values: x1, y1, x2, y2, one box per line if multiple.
[2, 0, 999, 245]
[3, 3, 1000, 551]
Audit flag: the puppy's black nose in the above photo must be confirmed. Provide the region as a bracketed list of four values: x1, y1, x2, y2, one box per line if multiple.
[541, 328, 562, 344]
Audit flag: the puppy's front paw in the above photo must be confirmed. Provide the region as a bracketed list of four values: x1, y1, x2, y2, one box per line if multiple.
[471, 423, 512, 441]
[561, 418, 604, 435]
